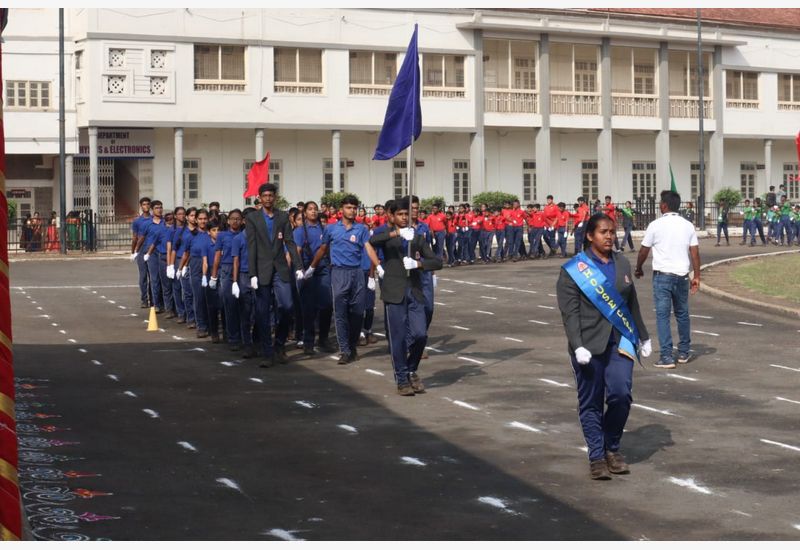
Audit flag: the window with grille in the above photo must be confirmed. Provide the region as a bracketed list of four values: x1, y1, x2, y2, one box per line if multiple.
[393, 160, 408, 199]
[275, 48, 323, 94]
[243, 159, 282, 206]
[740, 162, 756, 199]
[484, 39, 537, 91]
[423, 54, 465, 98]
[183, 159, 201, 206]
[574, 62, 597, 93]
[778, 73, 800, 105]
[633, 64, 655, 95]
[632, 161, 657, 200]
[668, 51, 711, 97]
[690, 162, 706, 200]
[522, 160, 536, 202]
[581, 161, 599, 203]
[323, 158, 347, 195]
[726, 71, 759, 101]
[194, 44, 246, 91]
[783, 163, 799, 199]
[6, 81, 51, 109]
[349, 51, 396, 95]
[453, 160, 470, 203]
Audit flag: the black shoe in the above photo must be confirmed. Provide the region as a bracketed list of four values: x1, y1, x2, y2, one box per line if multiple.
[242, 346, 256, 359]
[275, 347, 289, 364]
[259, 356, 276, 369]
[176, 317, 186, 324]
[140, 302, 150, 309]
[349, 350, 359, 363]
[155, 307, 165, 314]
[229, 344, 241, 352]
[211, 335, 222, 344]
[165, 311, 177, 319]
[303, 345, 316, 356]
[318, 340, 336, 354]
[337, 353, 351, 365]
[197, 331, 209, 338]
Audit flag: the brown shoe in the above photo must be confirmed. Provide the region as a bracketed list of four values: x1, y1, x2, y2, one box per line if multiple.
[367, 334, 378, 345]
[409, 372, 425, 394]
[397, 383, 415, 397]
[605, 451, 630, 475]
[590, 459, 612, 480]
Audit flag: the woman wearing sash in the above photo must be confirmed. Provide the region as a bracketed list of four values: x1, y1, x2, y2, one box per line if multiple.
[556, 213, 652, 480]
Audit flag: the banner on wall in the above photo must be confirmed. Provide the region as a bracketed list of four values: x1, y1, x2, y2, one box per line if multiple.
[77, 128, 155, 158]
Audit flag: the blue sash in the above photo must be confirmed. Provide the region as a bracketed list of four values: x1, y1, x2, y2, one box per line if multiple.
[563, 252, 640, 361]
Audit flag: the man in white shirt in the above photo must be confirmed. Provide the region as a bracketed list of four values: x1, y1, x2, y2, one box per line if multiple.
[635, 190, 701, 369]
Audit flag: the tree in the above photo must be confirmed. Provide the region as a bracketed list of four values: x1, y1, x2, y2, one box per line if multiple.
[470, 191, 519, 210]
[7, 199, 17, 222]
[420, 196, 445, 212]
[320, 191, 361, 209]
[712, 187, 742, 209]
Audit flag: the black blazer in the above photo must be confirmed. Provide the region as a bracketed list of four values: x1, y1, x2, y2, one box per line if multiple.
[369, 230, 442, 304]
[245, 209, 302, 285]
[556, 251, 649, 356]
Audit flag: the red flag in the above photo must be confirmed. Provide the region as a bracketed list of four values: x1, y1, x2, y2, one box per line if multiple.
[795, 132, 800, 182]
[243, 152, 270, 199]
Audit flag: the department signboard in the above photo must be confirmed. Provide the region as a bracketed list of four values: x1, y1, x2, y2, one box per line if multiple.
[77, 128, 155, 158]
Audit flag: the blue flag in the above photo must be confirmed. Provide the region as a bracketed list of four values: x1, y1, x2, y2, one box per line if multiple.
[373, 24, 421, 161]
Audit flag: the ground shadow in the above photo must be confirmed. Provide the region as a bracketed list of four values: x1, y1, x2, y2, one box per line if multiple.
[623, 423, 675, 464]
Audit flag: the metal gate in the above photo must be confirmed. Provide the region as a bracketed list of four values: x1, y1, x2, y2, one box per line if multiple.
[73, 157, 115, 219]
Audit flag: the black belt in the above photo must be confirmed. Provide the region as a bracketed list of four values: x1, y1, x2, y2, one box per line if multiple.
[653, 271, 687, 277]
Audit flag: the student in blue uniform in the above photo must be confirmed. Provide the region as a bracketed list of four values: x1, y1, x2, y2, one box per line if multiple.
[359, 216, 378, 347]
[410, 195, 435, 330]
[180, 209, 210, 338]
[210, 209, 243, 351]
[130, 197, 152, 308]
[203, 220, 223, 343]
[141, 200, 166, 313]
[306, 195, 376, 364]
[166, 207, 186, 323]
[232, 207, 257, 358]
[175, 207, 197, 328]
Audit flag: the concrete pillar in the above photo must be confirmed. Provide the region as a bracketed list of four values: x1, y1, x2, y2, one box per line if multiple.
[709, 46, 724, 197]
[88, 126, 98, 216]
[332, 130, 341, 192]
[471, 29, 486, 193]
[764, 139, 773, 194]
[174, 128, 183, 207]
[656, 42, 671, 191]
[255, 128, 264, 162]
[536, 34, 551, 195]
[65, 154, 74, 212]
[598, 38, 613, 196]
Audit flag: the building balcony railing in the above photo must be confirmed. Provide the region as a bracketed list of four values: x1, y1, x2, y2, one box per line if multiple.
[349, 83, 392, 96]
[726, 99, 759, 110]
[484, 88, 538, 113]
[611, 94, 658, 117]
[669, 97, 713, 118]
[778, 101, 800, 111]
[194, 79, 246, 92]
[274, 82, 324, 95]
[423, 86, 466, 99]
[550, 91, 600, 115]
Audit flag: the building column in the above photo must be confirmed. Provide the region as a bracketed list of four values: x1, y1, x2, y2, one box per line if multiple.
[88, 126, 98, 216]
[536, 34, 551, 196]
[255, 128, 264, 162]
[332, 130, 341, 193]
[174, 128, 183, 208]
[708, 46, 724, 198]
[656, 41, 671, 192]
[764, 139, 773, 194]
[598, 38, 613, 197]
[65, 154, 74, 212]
[471, 29, 486, 193]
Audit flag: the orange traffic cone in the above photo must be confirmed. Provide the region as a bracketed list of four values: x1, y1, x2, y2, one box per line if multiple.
[147, 306, 159, 332]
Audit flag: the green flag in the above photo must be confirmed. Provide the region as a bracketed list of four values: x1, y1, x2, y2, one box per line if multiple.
[669, 163, 677, 192]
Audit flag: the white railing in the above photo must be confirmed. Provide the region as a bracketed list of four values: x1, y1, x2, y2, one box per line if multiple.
[349, 84, 392, 96]
[484, 89, 538, 113]
[726, 99, 760, 110]
[422, 86, 466, 99]
[550, 91, 601, 115]
[194, 79, 246, 92]
[778, 101, 800, 111]
[611, 94, 658, 117]
[669, 97, 713, 118]
[274, 82, 324, 95]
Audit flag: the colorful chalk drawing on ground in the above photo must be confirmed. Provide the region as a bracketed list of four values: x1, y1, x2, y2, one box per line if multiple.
[16, 377, 118, 541]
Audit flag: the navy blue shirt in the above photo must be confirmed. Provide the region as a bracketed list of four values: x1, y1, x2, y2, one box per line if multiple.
[189, 231, 211, 261]
[262, 210, 275, 241]
[132, 214, 151, 239]
[142, 218, 166, 252]
[371, 224, 389, 262]
[215, 229, 240, 266]
[322, 220, 369, 267]
[174, 226, 191, 259]
[206, 238, 218, 268]
[231, 231, 249, 274]
[414, 220, 433, 246]
[293, 222, 327, 269]
[155, 222, 170, 255]
[588, 249, 616, 287]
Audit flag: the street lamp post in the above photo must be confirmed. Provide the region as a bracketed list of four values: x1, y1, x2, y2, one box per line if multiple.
[697, 8, 706, 230]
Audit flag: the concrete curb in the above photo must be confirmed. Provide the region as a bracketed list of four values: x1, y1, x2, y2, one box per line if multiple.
[699, 249, 800, 319]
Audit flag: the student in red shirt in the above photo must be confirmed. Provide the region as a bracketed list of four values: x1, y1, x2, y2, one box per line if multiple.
[506, 199, 527, 261]
[356, 207, 367, 225]
[445, 210, 458, 266]
[371, 203, 386, 228]
[526, 203, 548, 259]
[478, 203, 495, 263]
[556, 201, 571, 257]
[604, 195, 622, 252]
[542, 195, 559, 256]
[427, 203, 447, 260]
[456, 204, 471, 265]
[468, 205, 482, 264]
[493, 207, 507, 262]
[574, 197, 590, 256]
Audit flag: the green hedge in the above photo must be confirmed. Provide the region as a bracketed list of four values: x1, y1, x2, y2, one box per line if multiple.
[470, 191, 519, 210]
[320, 192, 361, 209]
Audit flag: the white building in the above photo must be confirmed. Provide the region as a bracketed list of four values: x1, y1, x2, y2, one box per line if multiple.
[3, 7, 800, 219]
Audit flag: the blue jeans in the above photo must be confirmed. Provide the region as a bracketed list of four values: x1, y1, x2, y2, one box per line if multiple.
[433, 230, 446, 259]
[386, 287, 428, 385]
[468, 229, 480, 262]
[219, 264, 241, 344]
[494, 230, 505, 260]
[331, 266, 366, 356]
[716, 222, 729, 243]
[506, 226, 523, 258]
[751, 218, 766, 245]
[653, 272, 691, 362]
[445, 233, 456, 265]
[622, 224, 634, 250]
[136, 252, 150, 305]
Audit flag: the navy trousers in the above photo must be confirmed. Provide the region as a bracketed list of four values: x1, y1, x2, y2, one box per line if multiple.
[574, 226, 585, 255]
[570, 342, 634, 462]
[237, 272, 255, 347]
[468, 229, 480, 262]
[219, 265, 241, 344]
[386, 287, 428, 385]
[457, 230, 470, 262]
[146, 253, 163, 309]
[300, 265, 332, 346]
[189, 256, 208, 332]
[171, 259, 185, 320]
[331, 266, 365, 356]
[205, 285, 222, 338]
[158, 252, 174, 313]
[363, 270, 376, 334]
[179, 257, 195, 324]
[445, 233, 456, 265]
[254, 272, 293, 358]
[479, 229, 492, 261]
[433, 230, 446, 259]
[136, 253, 150, 305]
[506, 226, 523, 258]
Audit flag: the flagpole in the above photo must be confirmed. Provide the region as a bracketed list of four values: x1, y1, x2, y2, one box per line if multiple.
[407, 25, 418, 266]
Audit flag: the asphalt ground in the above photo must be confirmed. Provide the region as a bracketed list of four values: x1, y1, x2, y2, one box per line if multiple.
[9, 240, 800, 541]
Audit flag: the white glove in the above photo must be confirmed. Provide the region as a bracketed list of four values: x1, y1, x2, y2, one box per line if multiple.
[180, 266, 188, 279]
[403, 257, 419, 270]
[295, 270, 304, 282]
[304, 267, 315, 279]
[166, 265, 175, 279]
[250, 276, 258, 288]
[143, 253, 151, 263]
[432, 274, 438, 289]
[575, 346, 592, 365]
[376, 265, 385, 279]
[231, 282, 240, 299]
[201, 275, 208, 288]
[577, 222, 584, 228]
[640, 339, 652, 358]
[130, 252, 138, 262]
[399, 227, 415, 241]
[367, 277, 376, 291]
[209, 276, 218, 290]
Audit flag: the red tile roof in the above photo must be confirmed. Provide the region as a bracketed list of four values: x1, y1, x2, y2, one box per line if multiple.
[585, 8, 800, 31]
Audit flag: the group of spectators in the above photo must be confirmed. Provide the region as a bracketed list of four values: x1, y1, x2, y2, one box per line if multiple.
[16, 210, 94, 252]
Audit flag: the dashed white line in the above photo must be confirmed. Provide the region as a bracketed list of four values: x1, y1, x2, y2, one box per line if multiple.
[91, 360, 103, 366]
[172, 335, 185, 341]
[123, 391, 137, 398]
[736, 322, 762, 327]
[537, 305, 555, 310]
[516, 289, 538, 294]
[458, 356, 485, 365]
[451, 325, 470, 331]
[539, 378, 570, 388]
[425, 346, 444, 353]
[264, 529, 304, 542]
[78, 349, 87, 353]
[118, 305, 127, 310]
[508, 421, 542, 433]
[690, 315, 714, 319]
[451, 400, 480, 411]
[439, 289, 455, 293]
[475, 310, 494, 315]
[51, 323, 58, 327]
[400, 456, 426, 467]
[338, 424, 358, 434]
[528, 320, 549, 325]
[216, 478, 245, 494]
[761, 439, 800, 452]
[107, 300, 116, 304]
[504, 337, 523, 343]
[220, 361, 236, 367]
[365, 369, 385, 377]
[142, 409, 160, 419]
[480, 296, 497, 300]
[434, 302, 447, 306]
[775, 396, 800, 405]
[106, 375, 119, 382]
[547, 293, 557, 297]
[67, 339, 77, 344]
[295, 400, 317, 409]
[666, 373, 699, 382]
[177, 441, 198, 452]
[667, 477, 714, 495]
[249, 378, 264, 384]
[769, 364, 800, 373]
[632, 403, 677, 417]
[58, 329, 67, 334]
[692, 330, 719, 337]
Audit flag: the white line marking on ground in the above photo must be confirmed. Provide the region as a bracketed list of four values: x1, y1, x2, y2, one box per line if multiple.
[475, 310, 494, 315]
[516, 289, 538, 294]
[400, 456, 426, 466]
[91, 360, 102, 366]
[107, 300, 116, 304]
[504, 337, 524, 343]
[480, 296, 497, 300]
[337, 424, 358, 434]
[172, 335, 185, 341]
[373, 332, 385, 337]
[792, 523, 800, 531]
[13, 284, 139, 290]
[439, 289, 455, 293]
[159, 328, 166, 333]
[731, 510, 752, 518]
[477, 497, 520, 516]
[361, 369, 383, 378]
[100, 296, 106, 299]
[667, 477, 714, 495]
[129, 313, 138, 317]
[692, 330, 719, 337]
[328, 355, 339, 361]
[51, 323, 58, 327]
[776, 396, 800, 405]
[547, 293, 557, 297]
[36, 307, 43, 310]
[770, 364, 800, 373]
[508, 421, 542, 433]
[736, 321, 762, 327]
[58, 330, 66, 334]
[496, 286, 512, 290]
[537, 305, 555, 310]
[451, 325, 470, 331]
[458, 356, 485, 365]
[220, 361, 236, 367]
[434, 302, 447, 306]
[216, 478, 245, 494]
[528, 320, 549, 325]
[118, 306, 127, 310]
[425, 346, 444, 353]
[78, 349, 87, 353]
[142, 409, 160, 419]
[177, 441, 197, 452]
[451, 400, 480, 411]
[690, 315, 714, 319]
[264, 529, 304, 541]
[632, 403, 677, 416]
[31, 301, 37, 304]
[249, 378, 264, 384]
[666, 373, 699, 382]
[37, 315, 50, 319]
[539, 378, 570, 388]
[67, 339, 77, 344]
[295, 400, 316, 409]
[761, 439, 800, 452]
[106, 375, 119, 382]
[123, 391, 137, 398]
